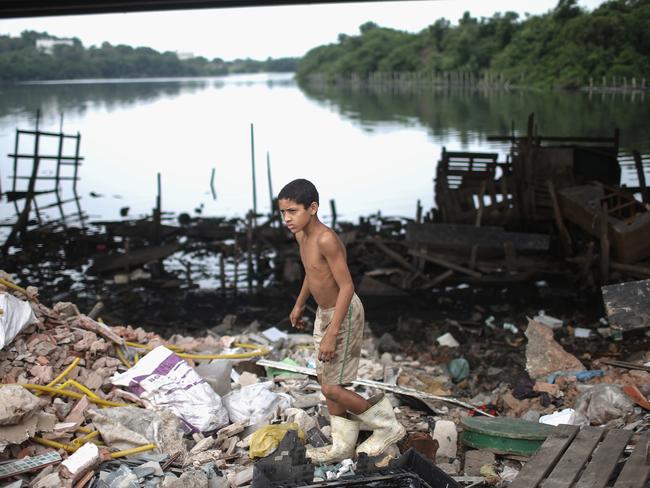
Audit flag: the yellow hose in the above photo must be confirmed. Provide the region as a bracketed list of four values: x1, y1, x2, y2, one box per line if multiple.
[115, 346, 133, 368]
[67, 380, 101, 401]
[23, 384, 131, 407]
[32, 436, 78, 453]
[110, 443, 156, 458]
[0, 277, 31, 299]
[45, 357, 80, 389]
[73, 430, 100, 445]
[76, 426, 93, 434]
[125, 341, 184, 352]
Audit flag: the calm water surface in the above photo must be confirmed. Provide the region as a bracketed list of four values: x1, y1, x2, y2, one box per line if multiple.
[1, 73, 648, 225]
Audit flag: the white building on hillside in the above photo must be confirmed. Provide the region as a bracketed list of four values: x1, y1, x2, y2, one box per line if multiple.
[36, 39, 74, 55]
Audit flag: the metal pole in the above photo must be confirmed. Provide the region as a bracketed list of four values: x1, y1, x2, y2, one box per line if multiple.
[266, 151, 275, 226]
[250, 123, 257, 227]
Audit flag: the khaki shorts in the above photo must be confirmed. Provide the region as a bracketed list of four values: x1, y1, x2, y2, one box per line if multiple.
[313, 294, 364, 386]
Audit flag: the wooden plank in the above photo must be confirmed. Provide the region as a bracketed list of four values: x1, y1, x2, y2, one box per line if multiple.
[613, 433, 650, 488]
[600, 203, 610, 283]
[547, 180, 572, 255]
[602, 279, 650, 332]
[406, 222, 550, 252]
[408, 249, 482, 278]
[541, 427, 605, 488]
[370, 239, 421, 275]
[575, 429, 632, 488]
[509, 424, 579, 488]
[504, 241, 517, 274]
[420, 270, 453, 289]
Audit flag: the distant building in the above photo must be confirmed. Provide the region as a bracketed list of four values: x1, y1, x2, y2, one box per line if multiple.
[176, 51, 194, 61]
[36, 39, 74, 55]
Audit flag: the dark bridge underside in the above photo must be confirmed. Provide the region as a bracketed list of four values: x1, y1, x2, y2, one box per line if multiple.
[0, 0, 401, 19]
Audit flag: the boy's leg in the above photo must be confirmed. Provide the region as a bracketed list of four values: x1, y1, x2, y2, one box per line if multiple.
[321, 384, 369, 416]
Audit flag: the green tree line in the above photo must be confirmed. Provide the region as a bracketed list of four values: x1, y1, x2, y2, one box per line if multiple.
[0, 30, 300, 81]
[297, 0, 650, 88]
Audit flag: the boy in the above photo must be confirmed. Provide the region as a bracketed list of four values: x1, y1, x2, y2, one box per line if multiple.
[278, 179, 405, 464]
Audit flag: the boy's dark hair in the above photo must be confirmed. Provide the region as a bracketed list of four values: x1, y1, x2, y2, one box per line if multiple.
[278, 179, 319, 208]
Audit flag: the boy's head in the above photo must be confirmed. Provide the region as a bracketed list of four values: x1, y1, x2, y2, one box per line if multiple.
[278, 179, 319, 234]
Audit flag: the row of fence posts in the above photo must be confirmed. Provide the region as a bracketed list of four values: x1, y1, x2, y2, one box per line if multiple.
[307, 71, 649, 93]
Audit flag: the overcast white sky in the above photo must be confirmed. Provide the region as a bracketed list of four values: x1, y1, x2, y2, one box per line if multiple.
[0, 0, 605, 60]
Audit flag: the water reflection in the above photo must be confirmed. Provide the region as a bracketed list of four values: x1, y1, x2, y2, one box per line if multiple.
[299, 82, 650, 151]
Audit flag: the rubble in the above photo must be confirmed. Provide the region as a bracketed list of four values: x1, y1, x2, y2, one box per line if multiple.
[0, 255, 649, 488]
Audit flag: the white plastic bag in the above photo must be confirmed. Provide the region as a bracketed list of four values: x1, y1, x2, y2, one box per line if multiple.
[0, 292, 38, 350]
[573, 384, 634, 426]
[222, 381, 292, 425]
[111, 346, 229, 433]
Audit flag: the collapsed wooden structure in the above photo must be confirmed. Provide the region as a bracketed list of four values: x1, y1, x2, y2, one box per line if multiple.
[2, 114, 650, 316]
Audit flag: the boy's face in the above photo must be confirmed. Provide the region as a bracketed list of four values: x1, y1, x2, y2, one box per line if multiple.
[278, 198, 317, 234]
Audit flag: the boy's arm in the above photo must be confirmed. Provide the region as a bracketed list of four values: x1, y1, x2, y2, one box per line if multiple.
[318, 232, 354, 361]
[290, 276, 311, 329]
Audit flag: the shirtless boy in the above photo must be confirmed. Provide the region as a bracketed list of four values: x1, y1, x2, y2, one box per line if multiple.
[278, 178, 405, 464]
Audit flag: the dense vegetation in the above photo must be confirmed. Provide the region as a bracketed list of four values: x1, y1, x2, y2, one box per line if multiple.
[0, 30, 299, 81]
[297, 0, 650, 88]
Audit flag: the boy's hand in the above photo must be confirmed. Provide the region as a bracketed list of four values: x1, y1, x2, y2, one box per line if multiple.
[290, 305, 305, 329]
[319, 331, 336, 362]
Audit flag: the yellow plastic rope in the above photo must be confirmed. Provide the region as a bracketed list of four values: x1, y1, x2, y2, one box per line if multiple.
[0, 277, 30, 299]
[45, 357, 81, 389]
[110, 443, 156, 458]
[23, 384, 131, 407]
[32, 436, 78, 453]
[73, 430, 100, 445]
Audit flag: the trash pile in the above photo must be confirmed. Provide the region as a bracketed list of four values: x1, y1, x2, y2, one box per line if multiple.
[1, 270, 649, 487]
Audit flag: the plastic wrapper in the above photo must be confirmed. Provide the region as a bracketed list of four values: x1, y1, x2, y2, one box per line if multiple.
[111, 346, 229, 433]
[222, 381, 292, 425]
[0, 292, 38, 350]
[573, 384, 634, 426]
[249, 423, 304, 459]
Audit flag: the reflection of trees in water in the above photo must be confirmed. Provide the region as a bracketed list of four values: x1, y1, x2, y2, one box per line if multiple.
[299, 82, 650, 151]
[0, 80, 209, 124]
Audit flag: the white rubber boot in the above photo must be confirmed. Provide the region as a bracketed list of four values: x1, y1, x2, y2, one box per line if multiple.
[306, 415, 359, 464]
[355, 395, 406, 457]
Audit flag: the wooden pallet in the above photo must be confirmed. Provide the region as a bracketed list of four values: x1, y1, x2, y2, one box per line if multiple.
[510, 425, 650, 488]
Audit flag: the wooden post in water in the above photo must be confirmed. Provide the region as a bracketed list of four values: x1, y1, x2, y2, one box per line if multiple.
[153, 172, 162, 243]
[233, 236, 239, 296]
[633, 150, 649, 204]
[4, 111, 41, 253]
[600, 203, 610, 284]
[416, 199, 423, 223]
[330, 199, 337, 229]
[266, 151, 275, 227]
[250, 123, 258, 228]
[219, 251, 226, 296]
[246, 210, 253, 293]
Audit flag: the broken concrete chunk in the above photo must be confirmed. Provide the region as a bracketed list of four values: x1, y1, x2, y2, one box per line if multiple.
[433, 420, 457, 459]
[59, 442, 102, 485]
[0, 384, 42, 425]
[525, 319, 584, 379]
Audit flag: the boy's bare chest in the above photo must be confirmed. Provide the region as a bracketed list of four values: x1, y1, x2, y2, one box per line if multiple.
[299, 241, 328, 273]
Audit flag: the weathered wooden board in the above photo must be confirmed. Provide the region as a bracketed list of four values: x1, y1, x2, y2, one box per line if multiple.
[613, 433, 650, 488]
[575, 429, 632, 488]
[509, 424, 579, 488]
[405, 222, 549, 252]
[602, 279, 650, 331]
[540, 427, 604, 488]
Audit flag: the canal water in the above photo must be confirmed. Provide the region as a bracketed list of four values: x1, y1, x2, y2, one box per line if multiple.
[0, 73, 648, 225]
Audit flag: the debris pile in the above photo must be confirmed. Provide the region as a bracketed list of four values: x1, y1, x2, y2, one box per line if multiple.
[1, 269, 649, 487]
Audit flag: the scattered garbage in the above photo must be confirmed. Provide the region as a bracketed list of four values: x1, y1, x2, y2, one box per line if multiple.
[0, 270, 648, 487]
